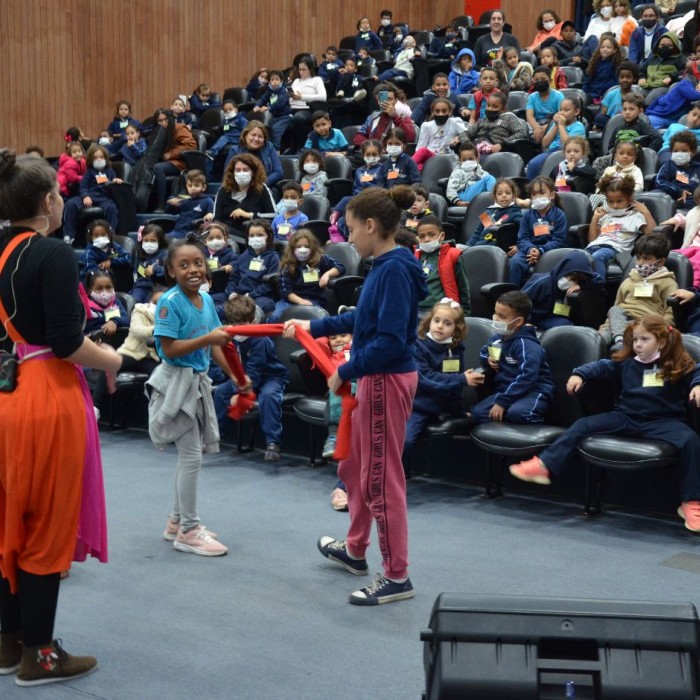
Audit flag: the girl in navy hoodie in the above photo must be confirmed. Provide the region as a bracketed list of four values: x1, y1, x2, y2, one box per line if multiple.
[225, 219, 280, 316]
[467, 178, 523, 247]
[83, 269, 129, 338]
[510, 316, 700, 533]
[380, 128, 421, 189]
[284, 186, 428, 605]
[132, 223, 169, 303]
[582, 34, 622, 103]
[403, 298, 485, 466]
[84, 219, 131, 277]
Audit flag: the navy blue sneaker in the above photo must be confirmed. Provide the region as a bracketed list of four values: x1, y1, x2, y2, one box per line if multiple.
[349, 574, 415, 605]
[317, 536, 368, 575]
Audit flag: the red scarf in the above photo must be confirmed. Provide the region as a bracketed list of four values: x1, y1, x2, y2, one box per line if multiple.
[222, 324, 358, 460]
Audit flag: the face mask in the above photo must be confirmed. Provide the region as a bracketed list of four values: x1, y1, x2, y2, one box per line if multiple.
[207, 239, 226, 252]
[294, 246, 311, 262]
[531, 196, 551, 211]
[93, 236, 110, 249]
[495, 199, 514, 208]
[671, 152, 691, 166]
[234, 171, 252, 187]
[93, 159, 106, 170]
[98, 137, 111, 147]
[461, 160, 478, 172]
[142, 241, 159, 255]
[381, 18, 391, 26]
[364, 156, 380, 166]
[605, 205, 630, 217]
[558, 277, 575, 291]
[485, 109, 500, 122]
[427, 332, 454, 345]
[233, 334, 248, 343]
[492, 317, 520, 335]
[386, 145, 403, 157]
[635, 261, 660, 277]
[543, 20, 556, 31]
[419, 240, 442, 254]
[91, 290, 115, 307]
[641, 18, 657, 29]
[433, 115, 449, 126]
[635, 350, 660, 363]
[224, 111, 237, 120]
[249, 236, 267, 251]
[303, 162, 320, 174]
[600, 5, 613, 17]
[534, 80, 550, 93]
[282, 199, 299, 211]
[658, 46, 674, 58]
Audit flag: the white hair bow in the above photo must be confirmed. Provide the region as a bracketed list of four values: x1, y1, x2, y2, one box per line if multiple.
[440, 297, 460, 309]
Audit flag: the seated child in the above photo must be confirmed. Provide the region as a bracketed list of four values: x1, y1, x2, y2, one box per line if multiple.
[380, 128, 421, 188]
[84, 219, 131, 277]
[659, 102, 700, 164]
[446, 141, 496, 207]
[587, 174, 655, 282]
[171, 97, 196, 129]
[526, 66, 565, 141]
[201, 222, 237, 304]
[269, 229, 345, 321]
[591, 140, 644, 207]
[205, 100, 248, 172]
[411, 72, 468, 126]
[467, 178, 524, 247]
[272, 181, 309, 241]
[84, 269, 129, 337]
[539, 46, 568, 90]
[402, 184, 433, 232]
[403, 299, 485, 472]
[552, 136, 597, 193]
[57, 140, 86, 198]
[132, 223, 169, 303]
[655, 131, 700, 210]
[645, 75, 700, 129]
[412, 98, 467, 171]
[509, 177, 567, 287]
[582, 34, 621, 104]
[299, 149, 328, 198]
[334, 57, 368, 102]
[304, 111, 349, 155]
[449, 48, 480, 95]
[189, 82, 222, 123]
[522, 249, 600, 330]
[605, 94, 663, 151]
[495, 46, 533, 92]
[106, 100, 142, 144]
[253, 70, 292, 150]
[118, 124, 147, 166]
[639, 32, 686, 91]
[509, 316, 700, 533]
[471, 291, 555, 424]
[318, 45, 344, 89]
[415, 216, 471, 316]
[553, 20, 588, 68]
[599, 234, 677, 350]
[225, 219, 280, 316]
[467, 67, 501, 123]
[593, 62, 644, 130]
[213, 295, 289, 462]
[166, 169, 215, 238]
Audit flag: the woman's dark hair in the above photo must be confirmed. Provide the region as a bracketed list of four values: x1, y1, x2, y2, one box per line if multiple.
[536, 9, 561, 30]
[85, 268, 115, 290]
[296, 57, 317, 77]
[163, 234, 208, 287]
[489, 9, 506, 23]
[223, 153, 267, 193]
[0, 149, 57, 222]
[137, 223, 169, 259]
[248, 218, 275, 250]
[153, 109, 176, 150]
[346, 185, 415, 239]
[239, 120, 269, 149]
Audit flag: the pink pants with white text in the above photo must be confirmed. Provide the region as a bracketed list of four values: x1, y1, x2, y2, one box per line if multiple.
[338, 371, 417, 580]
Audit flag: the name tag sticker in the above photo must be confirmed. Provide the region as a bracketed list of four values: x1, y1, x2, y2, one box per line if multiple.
[442, 358, 460, 373]
[488, 345, 502, 361]
[95, 173, 108, 185]
[249, 259, 263, 271]
[533, 223, 550, 237]
[634, 282, 654, 298]
[643, 369, 664, 387]
[406, 218, 419, 229]
[303, 268, 320, 283]
[387, 170, 399, 180]
[553, 302, 570, 317]
[277, 223, 292, 239]
[479, 212, 494, 227]
[119, 120, 129, 129]
[137, 264, 146, 277]
[676, 171, 689, 184]
[360, 173, 374, 183]
[105, 308, 120, 321]
[555, 176, 568, 188]
[207, 258, 219, 270]
[302, 182, 311, 191]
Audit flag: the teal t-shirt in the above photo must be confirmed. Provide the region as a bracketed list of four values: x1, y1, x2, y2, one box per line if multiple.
[154, 286, 220, 372]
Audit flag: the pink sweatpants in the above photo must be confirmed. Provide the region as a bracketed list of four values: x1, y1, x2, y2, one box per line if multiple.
[338, 371, 417, 580]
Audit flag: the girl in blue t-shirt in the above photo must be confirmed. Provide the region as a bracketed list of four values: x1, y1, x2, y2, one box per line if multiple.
[149, 235, 243, 558]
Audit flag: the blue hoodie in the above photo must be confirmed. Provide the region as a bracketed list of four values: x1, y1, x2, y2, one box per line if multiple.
[521, 250, 600, 330]
[655, 157, 700, 207]
[646, 78, 700, 121]
[310, 246, 428, 380]
[412, 337, 468, 416]
[225, 248, 280, 299]
[449, 49, 479, 95]
[480, 325, 555, 410]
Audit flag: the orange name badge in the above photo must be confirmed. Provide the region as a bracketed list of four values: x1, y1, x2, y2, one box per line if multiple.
[406, 218, 419, 229]
[555, 176, 568, 188]
[676, 171, 690, 184]
[95, 173, 108, 185]
[601, 223, 618, 235]
[387, 170, 399, 180]
[533, 222, 551, 237]
[479, 211, 494, 227]
[360, 173, 374, 183]
[302, 182, 311, 191]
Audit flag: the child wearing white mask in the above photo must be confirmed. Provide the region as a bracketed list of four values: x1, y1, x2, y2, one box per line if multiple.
[271, 182, 309, 241]
[132, 223, 169, 303]
[268, 229, 345, 322]
[299, 149, 328, 197]
[446, 140, 497, 207]
[84, 219, 131, 278]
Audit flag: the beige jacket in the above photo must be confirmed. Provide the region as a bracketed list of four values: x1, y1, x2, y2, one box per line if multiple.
[118, 303, 160, 362]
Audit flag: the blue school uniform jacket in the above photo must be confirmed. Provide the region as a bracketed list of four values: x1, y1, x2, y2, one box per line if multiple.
[84, 241, 131, 275]
[118, 138, 147, 166]
[309, 246, 428, 380]
[467, 203, 523, 247]
[106, 116, 142, 138]
[355, 30, 382, 53]
[318, 58, 344, 81]
[655, 158, 700, 204]
[225, 248, 280, 299]
[256, 86, 293, 118]
[189, 92, 222, 119]
[133, 249, 167, 294]
[411, 90, 461, 125]
[204, 246, 237, 271]
[84, 296, 129, 334]
[168, 196, 216, 237]
[516, 206, 568, 255]
[380, 153, 421, 188]
[582, 57, 617, 100]
[80, 167, 117, 198]
[480, 325, 555, 409]
[412, 337, 467, 416]
[235, 336, 289, 391]
[218, 113, 248, 142]
[278, 254, 345, 306]
[352, 162, 384, 194]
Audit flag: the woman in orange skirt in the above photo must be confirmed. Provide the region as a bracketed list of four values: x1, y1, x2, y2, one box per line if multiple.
[0, 149, 122, 687]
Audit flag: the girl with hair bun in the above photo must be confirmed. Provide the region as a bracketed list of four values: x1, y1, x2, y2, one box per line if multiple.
[284, 185, 428, 606]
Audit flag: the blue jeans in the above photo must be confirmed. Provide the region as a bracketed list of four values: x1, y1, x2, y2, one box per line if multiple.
[509, 250, 534, 287]
[268, 299, 321, 323]
[587, 244, 618, 284]
[526, 151, 552, 180]
[378, 68, 409, 81]
[270, 115, 293, 150]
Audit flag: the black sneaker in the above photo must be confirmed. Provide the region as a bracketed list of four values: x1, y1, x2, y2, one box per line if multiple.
[349, 574, 415, 605]
[264, 443, 280, 461]
[317, 536, 368, 575]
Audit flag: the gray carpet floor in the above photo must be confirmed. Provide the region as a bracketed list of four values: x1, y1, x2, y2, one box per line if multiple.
[3, 429, 700, 699]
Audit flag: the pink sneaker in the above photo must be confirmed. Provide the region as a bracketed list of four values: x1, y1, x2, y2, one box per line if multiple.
[174, 527, 228, 557]
[328, 224, 345, 242]
[330, 487, 348, 512]
[678, 502, 700, 532]
[163, 518, 218, 542]
[509, 457, 551, 485]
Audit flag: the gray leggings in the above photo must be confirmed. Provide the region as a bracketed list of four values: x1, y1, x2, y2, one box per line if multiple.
[172, 417, 203, 532]
[608, 305, 631, 340]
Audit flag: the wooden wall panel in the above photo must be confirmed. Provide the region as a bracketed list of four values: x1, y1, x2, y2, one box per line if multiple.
[0, 0, 463, 155]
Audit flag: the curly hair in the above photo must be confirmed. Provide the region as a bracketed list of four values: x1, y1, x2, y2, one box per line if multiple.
[598, 173, 636, 197]
[222, 153, 267, 194]
[85, 144, 112, 169]
[537, 8, 561, 30]
[417, 300, 467, 349]
[279, 228, 323, 278]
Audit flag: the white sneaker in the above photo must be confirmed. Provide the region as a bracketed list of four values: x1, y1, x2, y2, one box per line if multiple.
[174, 526, 227, 556]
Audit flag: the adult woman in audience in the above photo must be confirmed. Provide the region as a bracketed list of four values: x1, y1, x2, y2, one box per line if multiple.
[527, 9, 564, 53]
[288, 58, 328, 152]
[473, 10, 521, 68]
[0, 149, 121, 685]
[213, 152, 276, 236]
[224, 120, 283, 188]
[583, 0, 615, 44]
[683, 0, 700, 54]
[151, 109, 197, 212]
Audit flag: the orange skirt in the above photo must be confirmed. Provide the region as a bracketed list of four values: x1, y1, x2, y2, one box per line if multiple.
[0, 358, 86, 592]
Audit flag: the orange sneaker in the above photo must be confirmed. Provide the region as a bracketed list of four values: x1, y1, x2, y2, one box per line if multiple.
[509, 457, 551, 485]
[678, 502, 700, 532]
